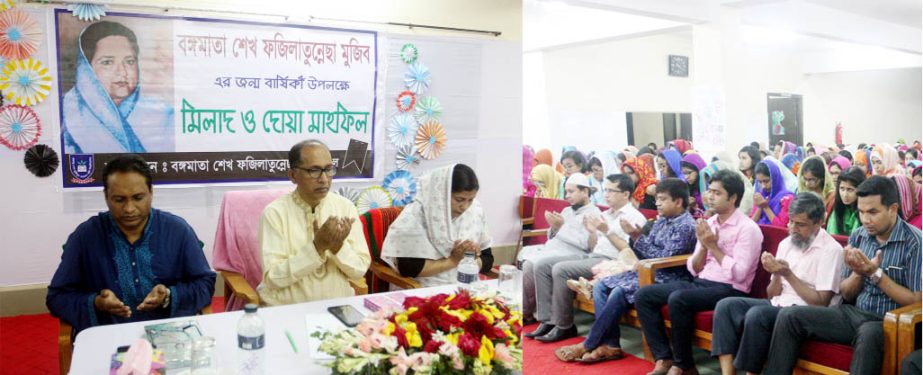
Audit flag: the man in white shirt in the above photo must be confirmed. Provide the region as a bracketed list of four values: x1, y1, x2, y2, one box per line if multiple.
[257, 140, 371, 306]
[525, 174, 647, 342]
[710, 192, 844, 375]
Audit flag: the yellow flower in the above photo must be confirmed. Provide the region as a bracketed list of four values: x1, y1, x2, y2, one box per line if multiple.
[404, 322, 423, 348]
[504, 329, 518, 345]
[445, 332, 460, 345]
[440, 306, 472, 321]
[384, 322, 396, 336]
[478, 336, 495, 366]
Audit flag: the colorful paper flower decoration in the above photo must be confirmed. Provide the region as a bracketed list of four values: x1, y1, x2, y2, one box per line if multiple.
[395, 91, 416, 112]
[399, 43, 418, 64]
[414, 96, 442, 123]
[414, 120, 447, 160]
[0, 10, 41, 61]
[403, 62, 431, 94]
[0, 1, 15, 12]
[0, 58, 52, 106]
[382, 170, 417, 207]
[23, 143, 58, 177]
[336, 186, 361, 205]
[0, 104, 39, 150]
[395, 144, 421, 170]
[68, 3, 107, 22]
[387, 113, 418, 148]
[356, 186, 392, 213]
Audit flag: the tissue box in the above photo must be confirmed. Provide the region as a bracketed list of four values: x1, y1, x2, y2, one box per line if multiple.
[363, 292, 408, 312]
[109, 349, 166, 375]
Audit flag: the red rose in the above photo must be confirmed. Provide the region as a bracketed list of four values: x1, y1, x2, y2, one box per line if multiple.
[447, 291, 472, 310]
[423, 340, 442, 353]
[403, 296, 427, 309]
[392, 324, 409, 349]
[463, 312, 493, 340]
[457, 333, 481, 358]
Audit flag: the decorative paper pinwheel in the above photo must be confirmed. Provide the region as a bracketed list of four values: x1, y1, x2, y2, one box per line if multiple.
[413, 96, 442, 124]
[403, 62, 431, 94]
[387, 113, 418, 148]
[68, 3, 107, 22]
[414, 120, 447, 160]
[0, 9, 41, 60]
[396, 90, 416, 113]
[0, 104, 39, 150]
[399, 43, 418, 64]
[0, 58, 52, 106]
[336, 186, 361, 205]
[395, 144, 421, 170]
[23, 143, 58, 177]
[356, 186, 392, 213]
[382, 170, 417, 207]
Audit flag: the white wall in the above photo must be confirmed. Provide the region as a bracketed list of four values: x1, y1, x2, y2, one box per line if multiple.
[525, 26, 922, 161]
[0, 1, 522, 287]
[802, 68, 922, 145]
[523, 30, 694, 157]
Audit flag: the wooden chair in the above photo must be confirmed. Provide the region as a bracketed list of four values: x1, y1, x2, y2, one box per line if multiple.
[358, 206, 422, 292]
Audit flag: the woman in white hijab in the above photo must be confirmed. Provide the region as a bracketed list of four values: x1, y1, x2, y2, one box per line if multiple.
[381, 164, 493, 287]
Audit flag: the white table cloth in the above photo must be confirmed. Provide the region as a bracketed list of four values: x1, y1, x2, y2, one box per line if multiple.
[69, 282, 497, 374]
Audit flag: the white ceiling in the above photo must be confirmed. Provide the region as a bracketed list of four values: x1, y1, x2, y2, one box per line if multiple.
[523, 0, 684, 51]
[524, 0, 921, 72]
[805, 0, 921, 28]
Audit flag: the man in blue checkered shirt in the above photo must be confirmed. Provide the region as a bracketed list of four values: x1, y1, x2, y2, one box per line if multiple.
[763, 176, 922, 375]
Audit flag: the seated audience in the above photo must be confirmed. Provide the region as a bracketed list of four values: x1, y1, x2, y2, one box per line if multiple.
[527, 174, 647, 343]
[530, 164, 562, 199]
[681, 153, 707, 215]
[587, 156, 606, 205]
[657, 149, 684, 179]
[763, 176, 921, 375]
[554, 178, 696, 363]
[798, 156, 836, 212]
[827, 167, 867, 236]
[622, 154, 658, 210]
[738, 145, 761, 183]
[891, 175, 922, 229]
[872, 144, 905, 176]
[521, 174, 600, 323]
[636, 170, 763, 375]
[828, 156, 852, 186]
[711, 192, 844, 375]
[559, 150, 587, 198]
[751, 160, 794, 228]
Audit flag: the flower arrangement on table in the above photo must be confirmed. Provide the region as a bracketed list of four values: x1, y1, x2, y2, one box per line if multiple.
[314, 290, 523, 375]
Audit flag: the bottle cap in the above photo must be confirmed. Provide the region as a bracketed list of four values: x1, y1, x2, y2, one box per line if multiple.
[244, 303, 258, 313]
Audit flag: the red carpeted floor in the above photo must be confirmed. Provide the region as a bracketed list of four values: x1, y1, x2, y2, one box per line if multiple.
[0, 297, 225, 375]
[522, 323, 654, 375]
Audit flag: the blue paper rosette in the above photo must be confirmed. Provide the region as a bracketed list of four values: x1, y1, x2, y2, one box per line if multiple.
[403, 62, 431, 94]
[68, 3, 107, 22]
[382, 170, 417, 206]
[387, 113, 419, 148]
[395, 144, 421, 170]
[356, 186, 392, 213]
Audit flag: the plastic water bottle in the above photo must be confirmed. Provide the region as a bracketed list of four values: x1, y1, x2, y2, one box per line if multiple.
[457, 251, 479, 288]
[237, 303, 265, 375]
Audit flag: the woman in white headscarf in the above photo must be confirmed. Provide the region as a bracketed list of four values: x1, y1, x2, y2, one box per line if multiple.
[381, 164, 493, 287]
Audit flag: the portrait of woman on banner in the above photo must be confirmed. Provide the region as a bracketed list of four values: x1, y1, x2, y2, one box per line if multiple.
[61, 21, 174, 154]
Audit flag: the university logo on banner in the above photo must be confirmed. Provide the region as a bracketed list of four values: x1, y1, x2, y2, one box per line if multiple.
[68, 154, 95, 184]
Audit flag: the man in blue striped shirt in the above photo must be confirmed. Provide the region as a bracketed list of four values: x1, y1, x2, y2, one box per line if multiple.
[763, 176, 922, 375]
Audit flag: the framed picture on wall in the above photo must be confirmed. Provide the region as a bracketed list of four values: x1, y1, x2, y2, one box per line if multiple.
[767, 93, 804, 147]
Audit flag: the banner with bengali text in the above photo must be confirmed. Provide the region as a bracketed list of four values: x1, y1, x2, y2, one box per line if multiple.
[54, 10, 378, 187]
